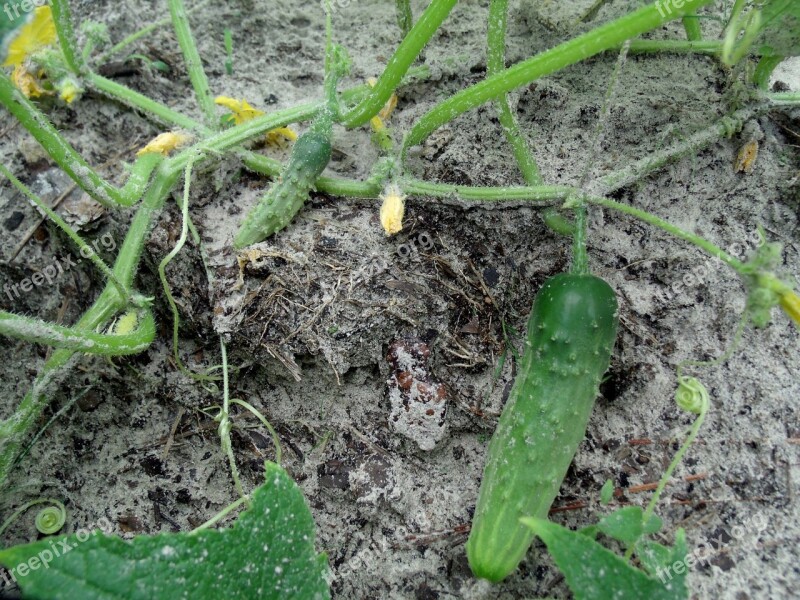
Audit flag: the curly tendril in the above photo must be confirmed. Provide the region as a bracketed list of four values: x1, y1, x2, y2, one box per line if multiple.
[675, 376, 710, 415]
[34, 500, 67, 534]
[631, 375, 711, 560]
[0, 498, 66, 538]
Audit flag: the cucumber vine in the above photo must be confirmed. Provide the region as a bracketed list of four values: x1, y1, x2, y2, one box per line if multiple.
[0, 0, 798, 597]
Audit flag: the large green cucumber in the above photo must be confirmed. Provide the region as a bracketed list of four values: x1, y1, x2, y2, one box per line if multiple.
[466, 272, 618, 582]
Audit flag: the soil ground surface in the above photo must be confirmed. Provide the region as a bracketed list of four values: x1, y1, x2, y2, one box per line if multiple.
[1, 1, 799, 599]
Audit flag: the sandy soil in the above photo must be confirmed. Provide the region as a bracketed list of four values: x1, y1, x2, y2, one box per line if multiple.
[1, 1, 799, 598]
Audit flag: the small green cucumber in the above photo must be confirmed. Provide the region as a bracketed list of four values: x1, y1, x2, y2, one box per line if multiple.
[466, 272, 618, 582]
[234, 118, 332, 249]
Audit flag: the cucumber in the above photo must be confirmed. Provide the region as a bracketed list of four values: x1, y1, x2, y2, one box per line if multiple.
[466, 272, 618, 582]
[233, 116, 332, 249]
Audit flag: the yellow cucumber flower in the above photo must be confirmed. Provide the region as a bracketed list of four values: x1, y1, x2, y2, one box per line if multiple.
[3, 6, 57, 68]
[214, 96, 263, 124]
[779, 291, 800, 327]
[380, 184, 406, 236]
[214, 96, 297, 145]
[57, 77, 81, 104]
[137, 131, 192, 156]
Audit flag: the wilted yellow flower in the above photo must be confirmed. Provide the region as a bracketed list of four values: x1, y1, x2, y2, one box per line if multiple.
[779, 291, 800, 327]
[380, 184, 406, 236]
[11, 64, 47, 98]
[215, 95, 297, 145]
[370, 115, 386, 133]
[136, 131, 192, 156]
[3, 6, 57, 67]
[366, 77, 398, 133]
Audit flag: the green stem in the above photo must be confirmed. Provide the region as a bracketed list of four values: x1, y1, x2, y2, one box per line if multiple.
[682, 11, 702, 41]
[342, 0, 458, 128]
[87, 72, 202, 131]
[88, 65, 430, 138]
[0, 309, 155, 355]
[168, 104, 324, 172]
[0, 166, 179, 487]
[224, 28, 234, 75]
[190, 496, 248, 533]
[487, 0, 574, 234]
[95, 0, 213, 65]
[637, 387, 709, 553]
[0, 72, 162, 208]
[50, 0, 86, 74]
[627, 39, 720, 55]
[766, 91, 800, 105]
[586, 195, 746, 273]
[571, 198, 589, 275]
[239, 148, 574, 201]
[592, 105, 762, 195]
[218, 339, 248, 504]
[403, 0, 714, 152]
[487, 0, 541, 185]
[167, 0, 217, 127]
[721, 0, 760, 67]
[570, 40, 630, 273]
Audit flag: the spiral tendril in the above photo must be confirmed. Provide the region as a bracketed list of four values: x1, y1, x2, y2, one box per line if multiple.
[675, 376, 709, 415]
[34, 501, 67, 534]
[0, 498, 66, 538]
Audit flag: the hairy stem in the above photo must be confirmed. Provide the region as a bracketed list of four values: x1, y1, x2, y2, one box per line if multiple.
[586, 195, 746, 273]
[167, 0, 217, 127]
[0, 72, 161, 208]
[487, 0, 541, 185]
[50, 0, 86, 74]
[0, 166, 179, 487]
[342, 0, 458, 128]
[0, 310, 156, 355]
[403, 0, 715, 152]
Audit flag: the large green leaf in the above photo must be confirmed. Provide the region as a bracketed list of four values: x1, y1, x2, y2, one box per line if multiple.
[0, 462, 329, 600]
[522, 518, 688, 600]
[597, 506, 662, 545]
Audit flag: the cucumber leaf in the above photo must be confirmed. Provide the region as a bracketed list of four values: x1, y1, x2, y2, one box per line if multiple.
[0, 462, 330, 600]
[522, 518, 688, 600]
[599, 479, 614, 505]
[638, 539, 678, 579]
[597, 506, 662, 545]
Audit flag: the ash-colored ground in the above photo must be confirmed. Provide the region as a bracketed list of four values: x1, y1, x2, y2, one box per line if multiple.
[1, 1, 798, 599]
